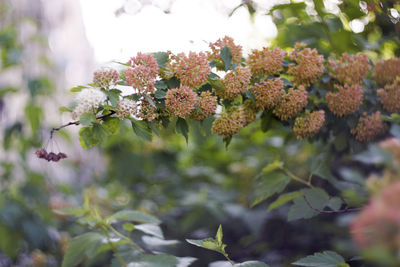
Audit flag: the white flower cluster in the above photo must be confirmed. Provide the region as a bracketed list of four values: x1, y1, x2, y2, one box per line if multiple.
[72, 88, 107, 120]
[116, 98, 137, 119]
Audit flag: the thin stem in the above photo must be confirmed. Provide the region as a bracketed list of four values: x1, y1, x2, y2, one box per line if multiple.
[50, 110, 116, 138]
[281, 167, 314, 188]
[303, 195, 362, 214]
[108, 225, 145, 253]
[101, 226, 127, 267]
[224, 253, 235, 266]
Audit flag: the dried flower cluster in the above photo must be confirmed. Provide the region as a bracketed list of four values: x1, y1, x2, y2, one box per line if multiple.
[72, 88, 107, 120]
[93, 68, 119, 88]
[170, 52, 210, 88]
[288, 44, 324, 87]
[351, 111, 388, 142]
[373, 57, 400, 85]
[208, 35, 243, 65]
[250, 78, 284, 110]
[218, 66, 251, 100]
[351, 180, 400, 250]
[292, 110, 325, 139]
[326, 84, 363, 117]
[35, 148, 67, 162]
[377, 77, 400, 113]
[273, 87, 308, 120]
[329, 53, 371, 84]
[165, 85, 198, 118]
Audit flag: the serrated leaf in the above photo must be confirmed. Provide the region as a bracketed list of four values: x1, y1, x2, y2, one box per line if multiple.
[61, 232, 104, 267]
[102, 117, 120, 135]
[292, 250, 348, 267]
[268, 191, 303, 211]
[220, 46, 232, 71]
[92, 123, 109, 143]
[176, 118, 189, 143]
[80, 113, 97, 127]
[106, 210, 160, 224]
[288, 188, 329, 221]
[79, 127, 99, 149]
[155, 80, 167, 90]
[251, 173, 290, 207]
[135, 224, 164, 239]
[186, 238, 220, 252]
[130, 254, 179, 267]
[131, 119, 152, 141]
[104, 89, 121, 107]
[70, 85, 88, 92]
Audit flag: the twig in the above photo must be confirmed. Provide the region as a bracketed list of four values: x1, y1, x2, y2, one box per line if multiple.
[281, 167, 314, 188]
[303, 195, 362, 214]
[50, 110, 116, 138]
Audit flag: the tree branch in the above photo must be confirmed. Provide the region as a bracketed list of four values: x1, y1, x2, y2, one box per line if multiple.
[303, 195, 362, 214]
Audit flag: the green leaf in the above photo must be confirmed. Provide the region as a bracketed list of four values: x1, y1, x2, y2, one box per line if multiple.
[102, 117, 120, 135]
[135, 224, 164, 239]
[80, 113, 97, 127]
[152, 52, 169, 68]
[251, 173, 291, 207]
[104, 89, 121, 107]
[292, 250, 348, 267]
[245, 89, 256, 101]
[70, 85, 88, 92]
[176, 118, 189, 143]
[122, 223, 135, 232]
[59, 106, 72, 113]
[24, 103, 42, 133]
[128, 254, 179, 267]
[52, 206, 88, 217]
[262, 160, 284, 174]
[92, 123, 109, 143]
[235, 261, 270, 267]
[327, 197, 343, 211]
[216, 224, 223, 245]
[61, 232, 104, 267]
[131, 119, 152, 141]
[288, 188, 330, 221]
[220, 46, 232, 71]
[144, 94, 157, 108]
[155, 80, 167, 90]
[268, 191, 304, 211]
[79, 127, 99, 149]
[154, 90, 167, 99]
[106, 210, 161, 224]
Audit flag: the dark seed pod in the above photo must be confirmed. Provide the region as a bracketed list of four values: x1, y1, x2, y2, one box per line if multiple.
[35, 149, 48, 159]
[58, 152, 67, 159]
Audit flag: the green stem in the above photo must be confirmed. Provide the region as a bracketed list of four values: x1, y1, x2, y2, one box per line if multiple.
[224, 253, 235, 266]
[109, 225, 145, 253]
[282, 167, 314, 188]
[101, 226, 127, 267]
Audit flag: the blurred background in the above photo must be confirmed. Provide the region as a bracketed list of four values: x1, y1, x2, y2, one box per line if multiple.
[0, 0, 399, 266]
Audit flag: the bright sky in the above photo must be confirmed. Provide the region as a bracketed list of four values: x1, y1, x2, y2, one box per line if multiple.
[79, 0, 279, 63]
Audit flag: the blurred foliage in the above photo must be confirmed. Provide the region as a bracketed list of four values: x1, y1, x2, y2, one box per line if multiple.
[1, 0, 400, 267]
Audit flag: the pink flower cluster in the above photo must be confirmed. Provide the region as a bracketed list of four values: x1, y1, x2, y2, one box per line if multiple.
[351, 111, 388, 142]
[292, 110, 325, 139]
[124, 53, 159, 94]
[191, 91, 218, 121]
[273, 87, 308, 120]
[373, 57, 400, 85]
[326, 84, 363, 117]
[351, 180, 400, 250]
[329, 53, 371, 84]
[170, 52, 210, 88]
[208, 35, 243, 65]
[288, 44, 324, 87]
[93, 68, 119, 88]
[247, 47, 286, 77]
[377, 77, 400, 113]
[242, 100, 258, 125]
[250, 78, 285, 110]
[211, 107, 246, 138]
[165, 85, 198, 118]
[219, 66, 252, 100]
[137, 97, 157, 121]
